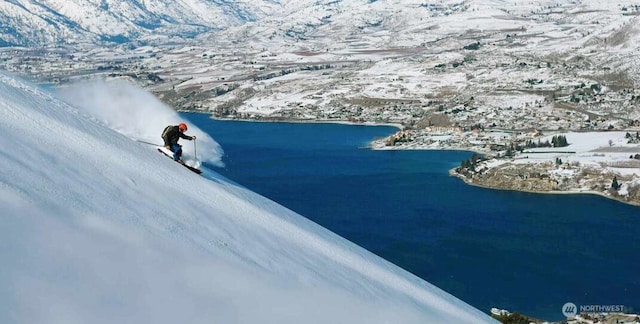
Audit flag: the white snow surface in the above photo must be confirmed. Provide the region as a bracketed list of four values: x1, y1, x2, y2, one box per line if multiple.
[57, 79, 224, 168]
[0, 72, 496, 324]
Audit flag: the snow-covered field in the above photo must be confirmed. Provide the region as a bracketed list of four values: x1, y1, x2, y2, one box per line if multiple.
[519, 131, 640, 161]
[449, 129, 640, 203]
[0, 72, 496, 323]
[4, 0, 640, 133]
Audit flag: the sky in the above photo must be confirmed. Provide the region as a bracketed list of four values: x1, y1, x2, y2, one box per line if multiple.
[0, 72, 497, 324]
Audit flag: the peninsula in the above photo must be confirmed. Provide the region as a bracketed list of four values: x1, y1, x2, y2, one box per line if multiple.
[373, 127, 640, 206]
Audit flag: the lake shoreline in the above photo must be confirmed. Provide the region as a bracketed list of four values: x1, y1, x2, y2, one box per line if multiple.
[193, 113, 406, 130]
[184, 113, 640, 321]
[185, 111, 640, 208]
[448, 168, 640, 207]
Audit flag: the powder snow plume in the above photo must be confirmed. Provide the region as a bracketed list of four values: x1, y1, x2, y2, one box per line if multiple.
[58, 79, 224, 167]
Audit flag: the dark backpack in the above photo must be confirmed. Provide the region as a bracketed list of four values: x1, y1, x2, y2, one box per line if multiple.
[161, 125, 172, 140]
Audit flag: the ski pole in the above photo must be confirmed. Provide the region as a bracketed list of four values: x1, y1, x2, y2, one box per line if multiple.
[135, 139, 162, 146]
[194, 138, 198, 161]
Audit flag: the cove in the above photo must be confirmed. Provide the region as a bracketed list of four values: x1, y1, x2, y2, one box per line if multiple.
[187, 113, 640, 321]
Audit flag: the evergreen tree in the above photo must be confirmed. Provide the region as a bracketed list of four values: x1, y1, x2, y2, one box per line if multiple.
[558, 135, 568, 147]
[611, 176, 620, 190]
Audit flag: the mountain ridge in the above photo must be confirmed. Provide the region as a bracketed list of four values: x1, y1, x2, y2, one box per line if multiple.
[0, 0, 275, 46]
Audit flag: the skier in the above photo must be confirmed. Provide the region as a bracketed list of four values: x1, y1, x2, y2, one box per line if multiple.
[161, 123, 196, 163]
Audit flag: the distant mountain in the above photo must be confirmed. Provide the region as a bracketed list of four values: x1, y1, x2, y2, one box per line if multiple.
[204, 0, 640, 53]
[4, 0, 640, 51]
[206, 0, 472, 48]
[0, 0, 283, 46]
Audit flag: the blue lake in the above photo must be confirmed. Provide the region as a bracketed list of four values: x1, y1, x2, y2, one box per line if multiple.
[187, 113, 640, 320]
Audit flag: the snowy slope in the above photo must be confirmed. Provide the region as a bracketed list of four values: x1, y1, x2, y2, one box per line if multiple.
[0, 0, 272, 46]
[2, 0, 639, 50]
[0, 72, 496, 323]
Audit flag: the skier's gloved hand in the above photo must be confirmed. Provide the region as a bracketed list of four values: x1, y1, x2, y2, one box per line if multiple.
[191, 135, 196, 140]
[165, 145, 171, 150]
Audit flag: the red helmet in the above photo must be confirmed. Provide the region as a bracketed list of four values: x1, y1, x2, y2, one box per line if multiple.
[178, 123, 188, 131]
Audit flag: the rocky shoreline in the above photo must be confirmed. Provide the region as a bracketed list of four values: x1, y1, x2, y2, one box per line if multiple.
[209, 115, 640, 207]
[449, 152, 640, 207]
[491, 307, 640, 324]
[449, 167, 640, 207]
[371, 127, 640, 207]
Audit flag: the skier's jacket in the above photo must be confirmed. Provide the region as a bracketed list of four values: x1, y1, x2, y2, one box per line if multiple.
[162, 125, 192, 147]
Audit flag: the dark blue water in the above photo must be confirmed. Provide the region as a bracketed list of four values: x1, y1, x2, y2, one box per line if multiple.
[187, 114, 640, 321]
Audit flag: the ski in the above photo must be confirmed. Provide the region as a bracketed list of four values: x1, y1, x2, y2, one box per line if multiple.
[157, 148, 202, 174]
